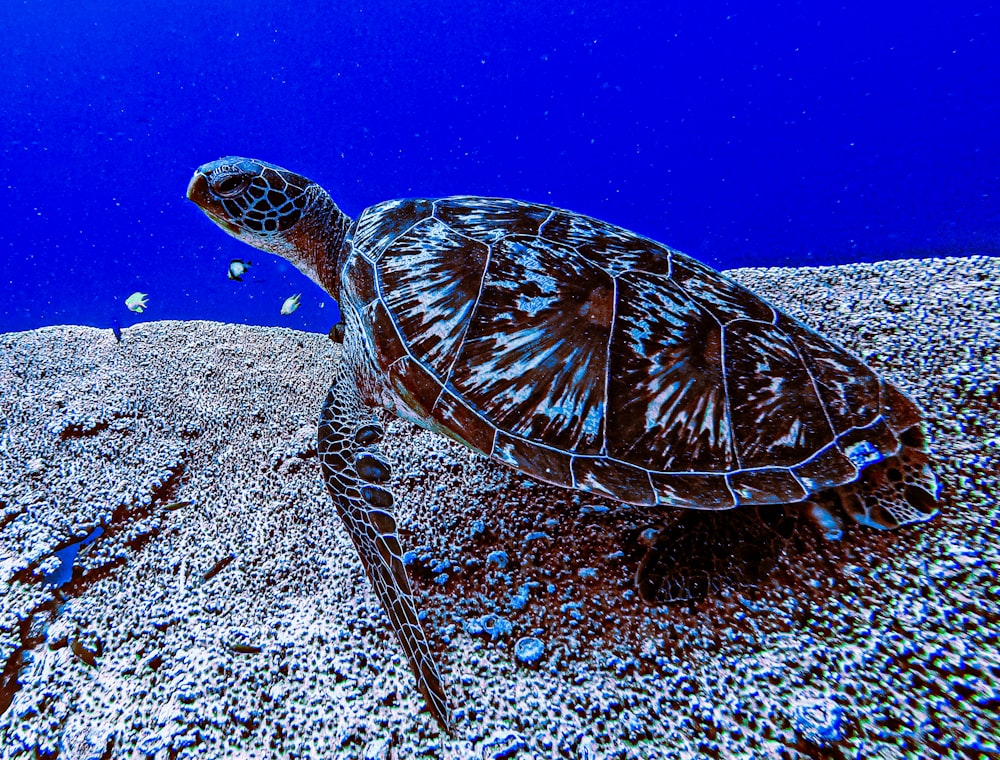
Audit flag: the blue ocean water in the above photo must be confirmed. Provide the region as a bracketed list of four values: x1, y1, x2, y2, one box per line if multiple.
[1, 0, 997, 335]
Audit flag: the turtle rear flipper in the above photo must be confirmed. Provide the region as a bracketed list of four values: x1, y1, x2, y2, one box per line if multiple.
[831, 442, 941, 530]
[318, 363, 452, 733]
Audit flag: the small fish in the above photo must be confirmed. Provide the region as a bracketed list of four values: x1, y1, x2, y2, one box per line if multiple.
[125, 292, 148, 313]
[227, 258, 252, 281]
[280, 293, 302, 315]
[111, 319, 122, 343]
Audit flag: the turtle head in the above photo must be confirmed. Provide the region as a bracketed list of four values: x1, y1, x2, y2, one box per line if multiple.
[187, 157, 350, 296]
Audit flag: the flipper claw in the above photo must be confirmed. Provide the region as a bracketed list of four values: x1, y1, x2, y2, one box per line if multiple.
[355, 451, 392, 483]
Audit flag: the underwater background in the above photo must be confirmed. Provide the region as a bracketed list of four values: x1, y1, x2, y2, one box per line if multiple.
[2, 3, 1000, 757]
[1, 0, 998, 335]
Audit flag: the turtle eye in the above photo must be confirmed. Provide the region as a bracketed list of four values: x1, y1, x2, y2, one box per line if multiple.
[214, 173, 251, 198]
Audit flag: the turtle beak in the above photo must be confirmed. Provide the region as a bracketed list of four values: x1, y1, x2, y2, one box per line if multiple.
[186, 171, 242, 235]
[186, 171, 210, 205]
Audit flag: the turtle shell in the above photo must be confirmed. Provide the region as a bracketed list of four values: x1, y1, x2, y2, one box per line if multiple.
[339, 197, 921, 509]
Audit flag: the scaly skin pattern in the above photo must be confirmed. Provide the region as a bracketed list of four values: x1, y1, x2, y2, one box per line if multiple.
[318, 351, 451, 731]
[188, 158, 452, 731]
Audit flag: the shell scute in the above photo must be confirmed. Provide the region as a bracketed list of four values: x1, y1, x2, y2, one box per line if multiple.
[793, 441, 859, 492]
[494, 431, 574, 489]
[725, 320, 834, 468]
[446, 234, 612, 455]
[379, 217, 488, 376]
[366, 301, 409, 368]
[837, 417, 899, 466]
[572, 456, 657, 505]
[386, 356, 442, 423]
[430, 389, 497, 455]
[354, 199, 435, 262]
[879, 381, 923, 434]
[670, 254, 776, 325]
[649, 472, 736, 510]
[727, 467, 808, 506]
[607, 270, 734, 472]
[779, 316, 880, 434]
[434, 197, 550, 243]
[343, 252, 379, 308]
[539, 210, 674, 277]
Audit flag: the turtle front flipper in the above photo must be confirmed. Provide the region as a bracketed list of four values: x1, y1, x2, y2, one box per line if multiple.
[318, 363, 452, 733]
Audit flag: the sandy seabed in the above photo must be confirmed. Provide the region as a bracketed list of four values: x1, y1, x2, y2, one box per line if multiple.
[0, 256, 997, 759]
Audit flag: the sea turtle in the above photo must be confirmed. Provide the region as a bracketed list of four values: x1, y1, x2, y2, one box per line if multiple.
[186, 157, 940, 733]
